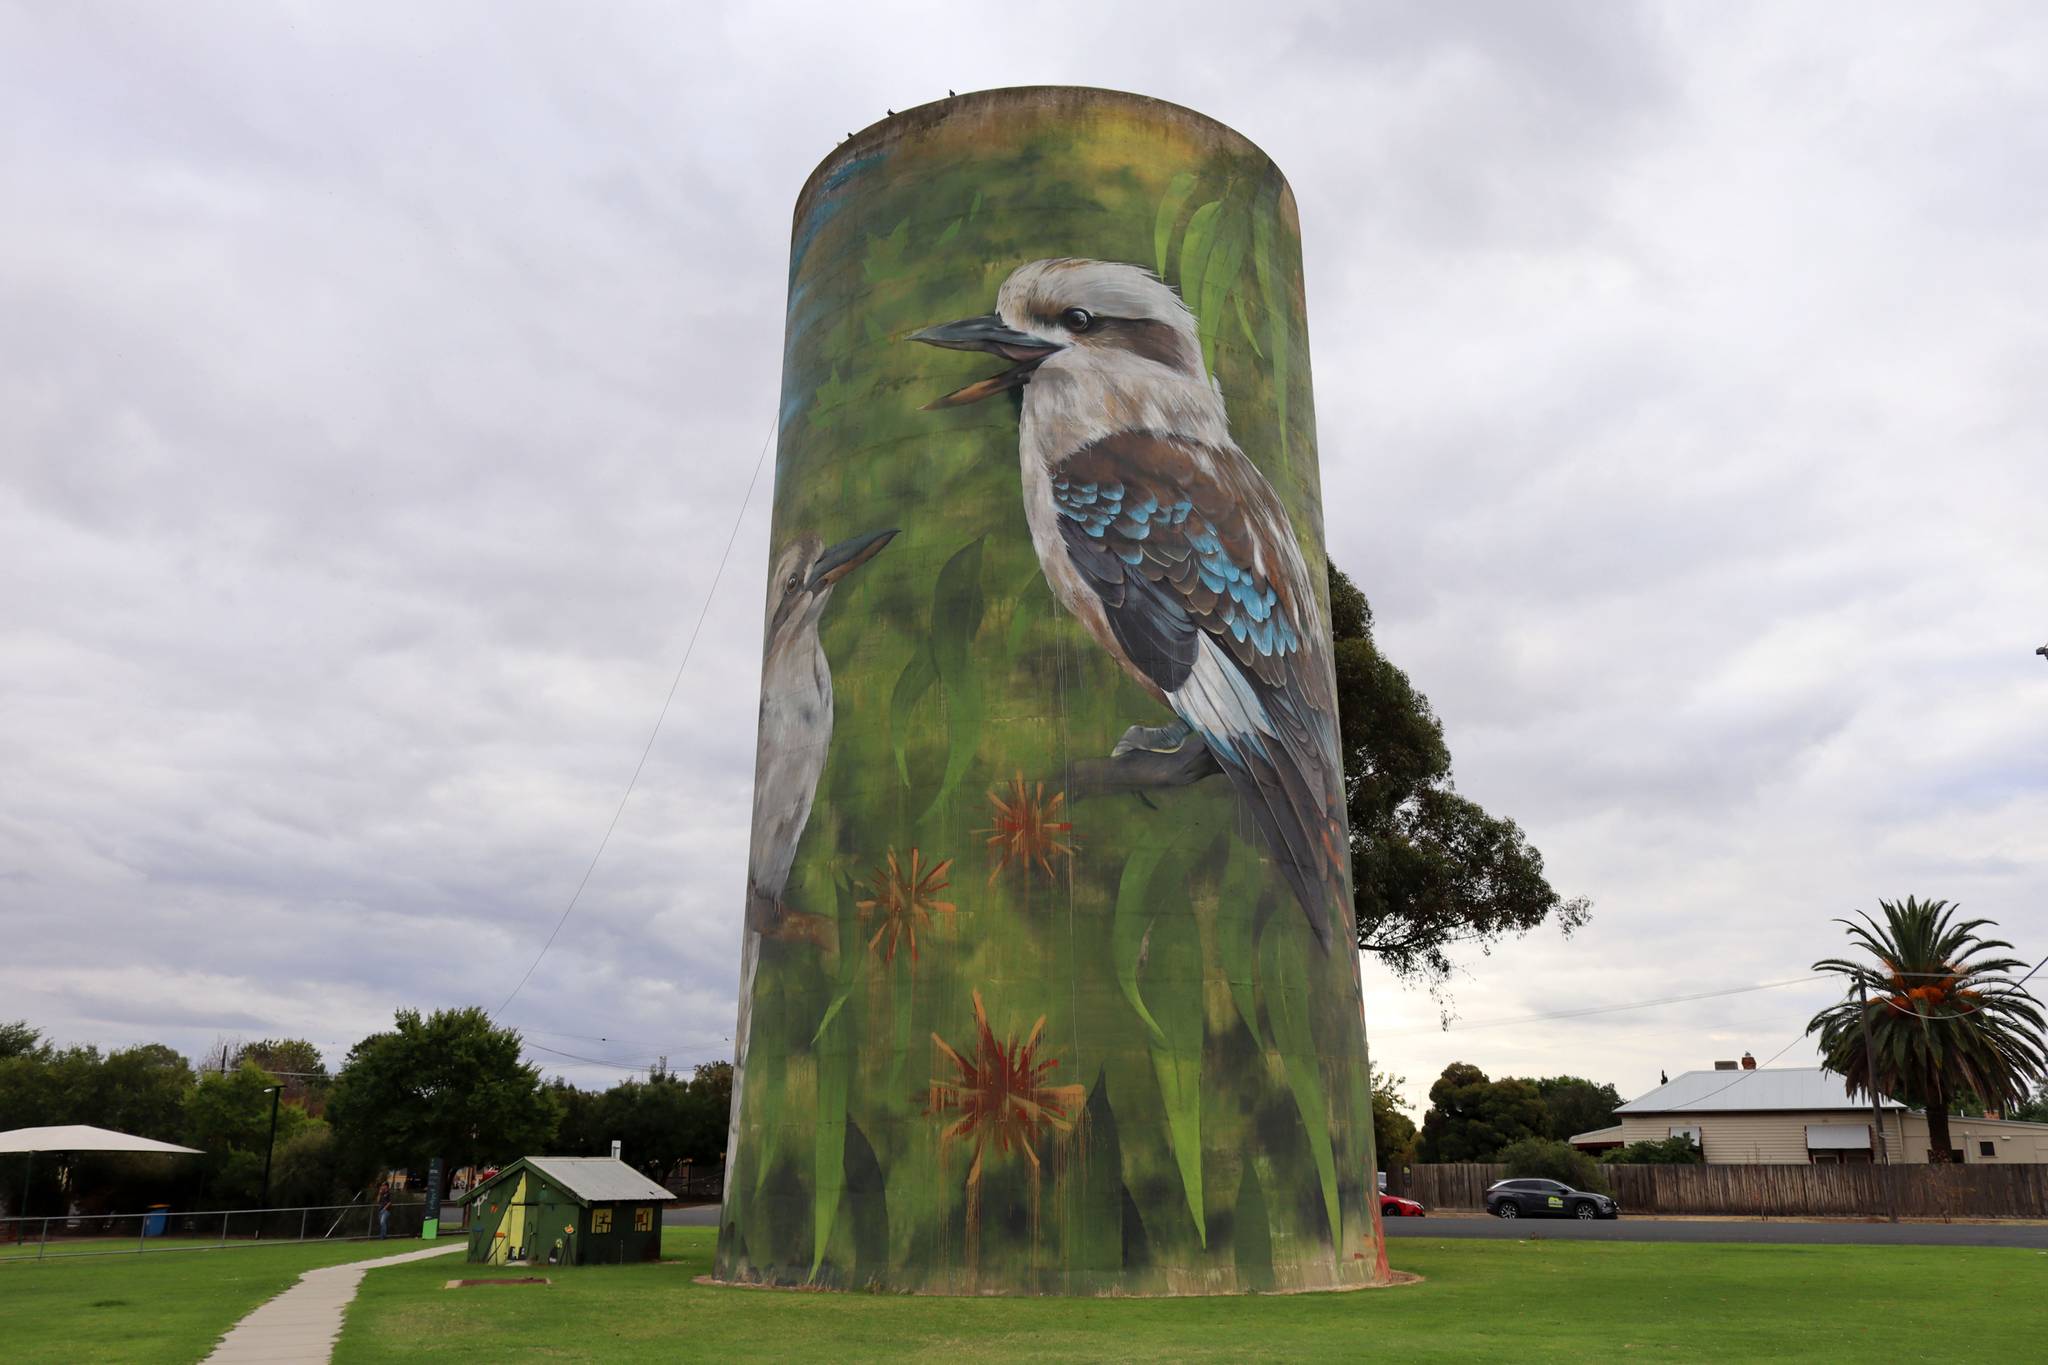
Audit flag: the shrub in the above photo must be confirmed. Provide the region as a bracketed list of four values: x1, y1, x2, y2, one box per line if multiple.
[1495, 1136, 1608, 1193]
[1600, 1134, 1703, 1166]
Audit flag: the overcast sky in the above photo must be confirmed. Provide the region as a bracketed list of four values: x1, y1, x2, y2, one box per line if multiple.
[4, 2, 2043, 1116]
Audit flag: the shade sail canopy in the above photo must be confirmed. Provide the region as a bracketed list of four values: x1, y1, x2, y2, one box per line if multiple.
[0, 1125, 202, 1156]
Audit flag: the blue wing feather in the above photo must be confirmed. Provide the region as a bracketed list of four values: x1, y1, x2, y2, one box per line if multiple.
[1052, 431, 1346, 948]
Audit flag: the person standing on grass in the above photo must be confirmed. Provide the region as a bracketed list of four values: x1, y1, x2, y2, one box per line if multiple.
[375, 1183, 392, 1239]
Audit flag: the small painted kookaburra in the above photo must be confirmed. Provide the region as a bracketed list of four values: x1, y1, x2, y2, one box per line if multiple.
[728, 528, 893, 1129]
[747, 528, 897, 935]
[912, 258, 1347, 951]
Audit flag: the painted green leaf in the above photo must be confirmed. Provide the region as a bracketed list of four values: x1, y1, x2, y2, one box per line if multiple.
[934, 218, 962, 249]
[1141, 897, 1207, 1247]
[1265, 915, 1339, 1248]
[860, 216, 911, 284]
[810, 1007, 850, 1280]
[810, 875, 863, 1046]
[1112, 840, 1172, 1048]
[915, 537, 986, 826]
[1251, 193, 1290, 467]
[1153, 171, 1198, 277]
[1215, 840, 1268, 1052]
[1177, 199, 1222, 311]
[887, 644, 937, 786]
[1066, 1072, 1125, 1281]
[1232, 291, 1265, 359]
[1233, 1158, 1275, 1291]
[1197, 215, 1249, 379]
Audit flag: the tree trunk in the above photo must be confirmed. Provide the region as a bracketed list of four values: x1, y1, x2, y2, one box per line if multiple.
[1925, 1079, 1954, 1163]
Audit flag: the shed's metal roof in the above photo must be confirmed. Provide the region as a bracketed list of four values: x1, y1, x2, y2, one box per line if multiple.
[457, 1156, 673, 1205]
[1616, 1067, 1905, 1115]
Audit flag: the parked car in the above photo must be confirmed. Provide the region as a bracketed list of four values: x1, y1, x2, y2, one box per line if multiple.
[1380, 1192, 1426, 1218]
[1484, 1178, 1620, 1220]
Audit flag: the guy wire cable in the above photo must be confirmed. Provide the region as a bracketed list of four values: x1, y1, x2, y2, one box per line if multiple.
[491, 410, 779, 1019]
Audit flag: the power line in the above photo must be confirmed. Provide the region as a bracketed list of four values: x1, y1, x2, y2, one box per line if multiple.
[1377, 974, 1832, 1038]
[490, 413, 778, 1020]
[1655, 1031, 1815, 1111]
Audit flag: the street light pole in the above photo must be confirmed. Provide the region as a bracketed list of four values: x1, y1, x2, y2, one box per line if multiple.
[1855, 979, 1898, 1224]
[258, 1085, 282, 1226]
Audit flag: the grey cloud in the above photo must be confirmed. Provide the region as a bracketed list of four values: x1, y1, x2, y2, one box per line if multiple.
[3, 2, 2043, 1110]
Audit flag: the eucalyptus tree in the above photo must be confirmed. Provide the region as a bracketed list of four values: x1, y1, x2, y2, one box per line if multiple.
[1807, 897, 2045, 1161]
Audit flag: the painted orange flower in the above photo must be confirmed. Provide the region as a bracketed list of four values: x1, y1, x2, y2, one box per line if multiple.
[856, 847, 955, 964]
[979, 773, 1076, 884]
[927, 990, 1086, 1189]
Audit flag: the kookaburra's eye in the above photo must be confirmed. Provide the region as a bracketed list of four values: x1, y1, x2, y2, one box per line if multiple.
[1060, 307, 1093, 332]
[785, 573, 801, 592]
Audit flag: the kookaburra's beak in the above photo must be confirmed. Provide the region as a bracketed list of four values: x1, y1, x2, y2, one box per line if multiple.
[808, 528, 898, 591]
[909, 314, 1062, 409]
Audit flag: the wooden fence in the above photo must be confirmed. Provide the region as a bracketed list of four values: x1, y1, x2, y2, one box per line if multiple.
[1386, 1162, 2048, 1219]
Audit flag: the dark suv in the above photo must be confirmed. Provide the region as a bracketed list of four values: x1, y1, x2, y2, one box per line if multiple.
[1484, 1178, 1620, 1220]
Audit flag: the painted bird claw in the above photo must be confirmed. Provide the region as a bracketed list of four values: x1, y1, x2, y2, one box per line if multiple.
[1111, 721, 1194, 757]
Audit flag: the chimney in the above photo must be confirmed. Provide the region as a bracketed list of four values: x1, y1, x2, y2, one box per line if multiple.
[1741, 1052, 1757, 1071]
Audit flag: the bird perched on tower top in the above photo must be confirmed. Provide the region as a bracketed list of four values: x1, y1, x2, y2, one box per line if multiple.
[911, 259, 1347, 950]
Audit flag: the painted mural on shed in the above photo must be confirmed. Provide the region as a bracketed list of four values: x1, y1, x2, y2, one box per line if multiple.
[716, 86, 1384, 1295]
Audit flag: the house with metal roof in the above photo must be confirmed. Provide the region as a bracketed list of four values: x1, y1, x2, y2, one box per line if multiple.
[1569, 1061, 2048, 1165]
[456, 1157, 671, 1265]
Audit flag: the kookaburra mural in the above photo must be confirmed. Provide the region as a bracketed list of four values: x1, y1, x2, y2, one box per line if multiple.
[914, 260, 1347, 952]
[716, 86, 1383, 1297]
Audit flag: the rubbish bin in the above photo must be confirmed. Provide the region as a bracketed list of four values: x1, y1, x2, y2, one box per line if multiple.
[143, 1206, 169, 1237]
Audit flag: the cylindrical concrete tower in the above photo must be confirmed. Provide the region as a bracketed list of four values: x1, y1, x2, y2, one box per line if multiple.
[717, 86, 1382, 1295]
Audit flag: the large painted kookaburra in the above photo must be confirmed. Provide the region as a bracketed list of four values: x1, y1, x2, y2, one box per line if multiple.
[913, 258, 1347, 950]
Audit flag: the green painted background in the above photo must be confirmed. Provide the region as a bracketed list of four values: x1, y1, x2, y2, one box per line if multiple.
[715, 87, 1383, 1295]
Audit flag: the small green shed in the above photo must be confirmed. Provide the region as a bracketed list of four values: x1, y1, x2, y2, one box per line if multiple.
[457, 1157, 670, 1266]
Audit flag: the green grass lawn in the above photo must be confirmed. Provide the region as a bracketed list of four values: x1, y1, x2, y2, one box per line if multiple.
[0, 1237, 440, 1364]
[329, 1228, 2046, 1363]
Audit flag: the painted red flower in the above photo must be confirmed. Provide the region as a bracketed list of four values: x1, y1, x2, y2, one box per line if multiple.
[856, 847, 955, 964]
[927, 990, 1085, 1189]
[979, 773, 1076, 884]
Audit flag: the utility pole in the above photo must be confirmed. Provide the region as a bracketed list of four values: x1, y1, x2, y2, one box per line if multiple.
[1856, 979, 1898, 1223]
[258, 1085, 282, 1225]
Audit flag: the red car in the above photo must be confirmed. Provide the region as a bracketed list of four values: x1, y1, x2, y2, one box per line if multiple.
[1379, 1193, 1426, 1218]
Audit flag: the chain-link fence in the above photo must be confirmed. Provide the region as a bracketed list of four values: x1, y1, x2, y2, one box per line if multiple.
[0, 1197, 458, 1262]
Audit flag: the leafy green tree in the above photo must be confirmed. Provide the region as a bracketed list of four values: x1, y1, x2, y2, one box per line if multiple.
[1807, 897, 2046, 1163]
[1495, 1136, 1607, 1192]
[327, 1008, 560, 1194]
[1329, 567, 1591, 986]
[1417, 1062, 1546, 1162]
[2009, 1081, 2048, 1124]
[94, 1044, 195, 1139]
[1369, 1064, 1417, 1170]
[1600, 1134, 1701, 1165]
[1532, 1076, 1622, 1142]
[234, 1039, 330, 1112]
[0, 1021, 50, 1062]
[546, 1060, 735, 1180]
[269, 1118, 346, 1206]
[181, 1062, 309, 1205]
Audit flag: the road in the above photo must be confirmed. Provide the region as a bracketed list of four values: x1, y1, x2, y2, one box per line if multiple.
[1381, 1213, 2048, 1249]
[668, 1203, 2045, 1248]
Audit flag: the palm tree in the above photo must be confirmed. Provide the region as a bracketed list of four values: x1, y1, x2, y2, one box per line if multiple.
[1807, 897, 2046, 1162]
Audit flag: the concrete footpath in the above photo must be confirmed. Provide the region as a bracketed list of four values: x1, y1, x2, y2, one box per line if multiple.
[206, 1241, 463, 1363]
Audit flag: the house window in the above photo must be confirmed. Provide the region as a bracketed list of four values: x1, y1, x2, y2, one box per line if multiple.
[592, 1208, 612, 1234]
[634, 1206, 654, 1232]
[1979, 1141, 1995, 1158]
